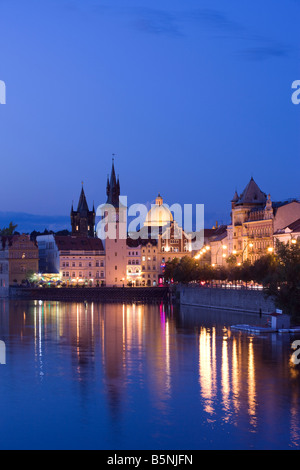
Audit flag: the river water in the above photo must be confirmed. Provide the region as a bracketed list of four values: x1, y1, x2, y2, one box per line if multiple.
[0, 299, 299, 450]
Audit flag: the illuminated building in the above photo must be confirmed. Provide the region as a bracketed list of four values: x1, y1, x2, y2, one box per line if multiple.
[36, 234, 105, 286]
[225, 177, 300, 265]
[1, 234, 39, 285]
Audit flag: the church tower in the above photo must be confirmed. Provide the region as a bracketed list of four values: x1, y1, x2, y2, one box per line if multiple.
[71, 184, 95, 237]
[104, 159, 127, 286]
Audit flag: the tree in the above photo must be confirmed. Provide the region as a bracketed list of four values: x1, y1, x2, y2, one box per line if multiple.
[264, 240, 300, 321]
[25, 269, 36, 284]
[251, 254, 277, 285]
[240, 260, 253, 287]
[0, 222, 18, 236]
[226, 254, 237, 267]
[173, 256, 198, 284]
[163, 258, 180, 282]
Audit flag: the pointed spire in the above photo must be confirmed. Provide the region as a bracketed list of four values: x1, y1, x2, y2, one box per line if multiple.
[238, 177, 266, 205]
[232, 190, 239, 203]
[77, 184, 89, 213]
[106, 158, 120, 207]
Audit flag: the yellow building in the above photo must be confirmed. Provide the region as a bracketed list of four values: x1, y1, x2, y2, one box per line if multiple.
[226, 177, 300, 265]
[1, 234, 39, 285]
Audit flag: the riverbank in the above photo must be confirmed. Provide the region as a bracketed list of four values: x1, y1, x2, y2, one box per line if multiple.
[178, 285, 275, 314]
[9, 286, 171, 303]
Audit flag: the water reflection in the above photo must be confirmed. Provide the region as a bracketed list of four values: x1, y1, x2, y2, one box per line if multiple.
[0, 300, 300, 449]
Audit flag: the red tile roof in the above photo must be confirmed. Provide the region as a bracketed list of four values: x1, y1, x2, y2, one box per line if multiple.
[54, 236, 104, 252]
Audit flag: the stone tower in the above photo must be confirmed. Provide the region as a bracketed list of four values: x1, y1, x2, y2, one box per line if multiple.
[104, 160, 127, 286]
[71, 184, 95, 237]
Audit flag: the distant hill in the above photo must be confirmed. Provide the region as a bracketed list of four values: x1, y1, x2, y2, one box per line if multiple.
[0, 210, 229, 235]
[0, 212, 70, 234]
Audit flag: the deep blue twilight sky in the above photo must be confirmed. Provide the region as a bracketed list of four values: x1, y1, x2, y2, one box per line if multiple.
[0, 0, 299, 230]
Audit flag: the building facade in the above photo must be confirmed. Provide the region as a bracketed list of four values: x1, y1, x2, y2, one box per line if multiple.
[1, 234, 39, 285]
[219, 177, 300, 266]
[36, 234, 105, 286]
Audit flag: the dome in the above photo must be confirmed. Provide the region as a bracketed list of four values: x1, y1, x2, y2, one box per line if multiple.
[144, 194, 173, 227]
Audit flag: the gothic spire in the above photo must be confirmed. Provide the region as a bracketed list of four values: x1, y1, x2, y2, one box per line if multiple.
[106, 158, 120, 207]
[77, 184, 89, 214]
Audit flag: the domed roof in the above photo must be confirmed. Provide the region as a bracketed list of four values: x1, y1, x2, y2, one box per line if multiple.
[144, 194, 173, 227]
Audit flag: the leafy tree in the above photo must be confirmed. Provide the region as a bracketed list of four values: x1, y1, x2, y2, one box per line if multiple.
[239, 260, 253, 287]
[251, 254, 277, 285]
[173, 256, 197, 284]
[25, 269, 36, 283]
[164, 258, 180, 282]
[0, 222, 18, 236]
[264, 240, 300, 320]
[226, 254, 237, 266]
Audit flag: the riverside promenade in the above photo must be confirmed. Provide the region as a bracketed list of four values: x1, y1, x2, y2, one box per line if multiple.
[178, 284, 275, 314]
[9, 286, 171, 303]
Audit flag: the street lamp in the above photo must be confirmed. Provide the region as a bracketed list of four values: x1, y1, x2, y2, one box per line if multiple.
[242, 241, 254, 263]
[215, 242, 227, 266]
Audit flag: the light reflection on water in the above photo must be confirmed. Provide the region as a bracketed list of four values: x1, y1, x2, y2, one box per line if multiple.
[0, 299, 299, 449]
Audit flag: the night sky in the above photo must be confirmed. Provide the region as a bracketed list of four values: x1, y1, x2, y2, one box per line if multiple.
[0, 0, 299, 230]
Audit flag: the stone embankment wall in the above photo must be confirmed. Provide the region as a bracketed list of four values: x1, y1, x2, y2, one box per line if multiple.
[9, 286, 170, 303]
[0, 287, 9, 298]
[178, 286, 275, 314]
